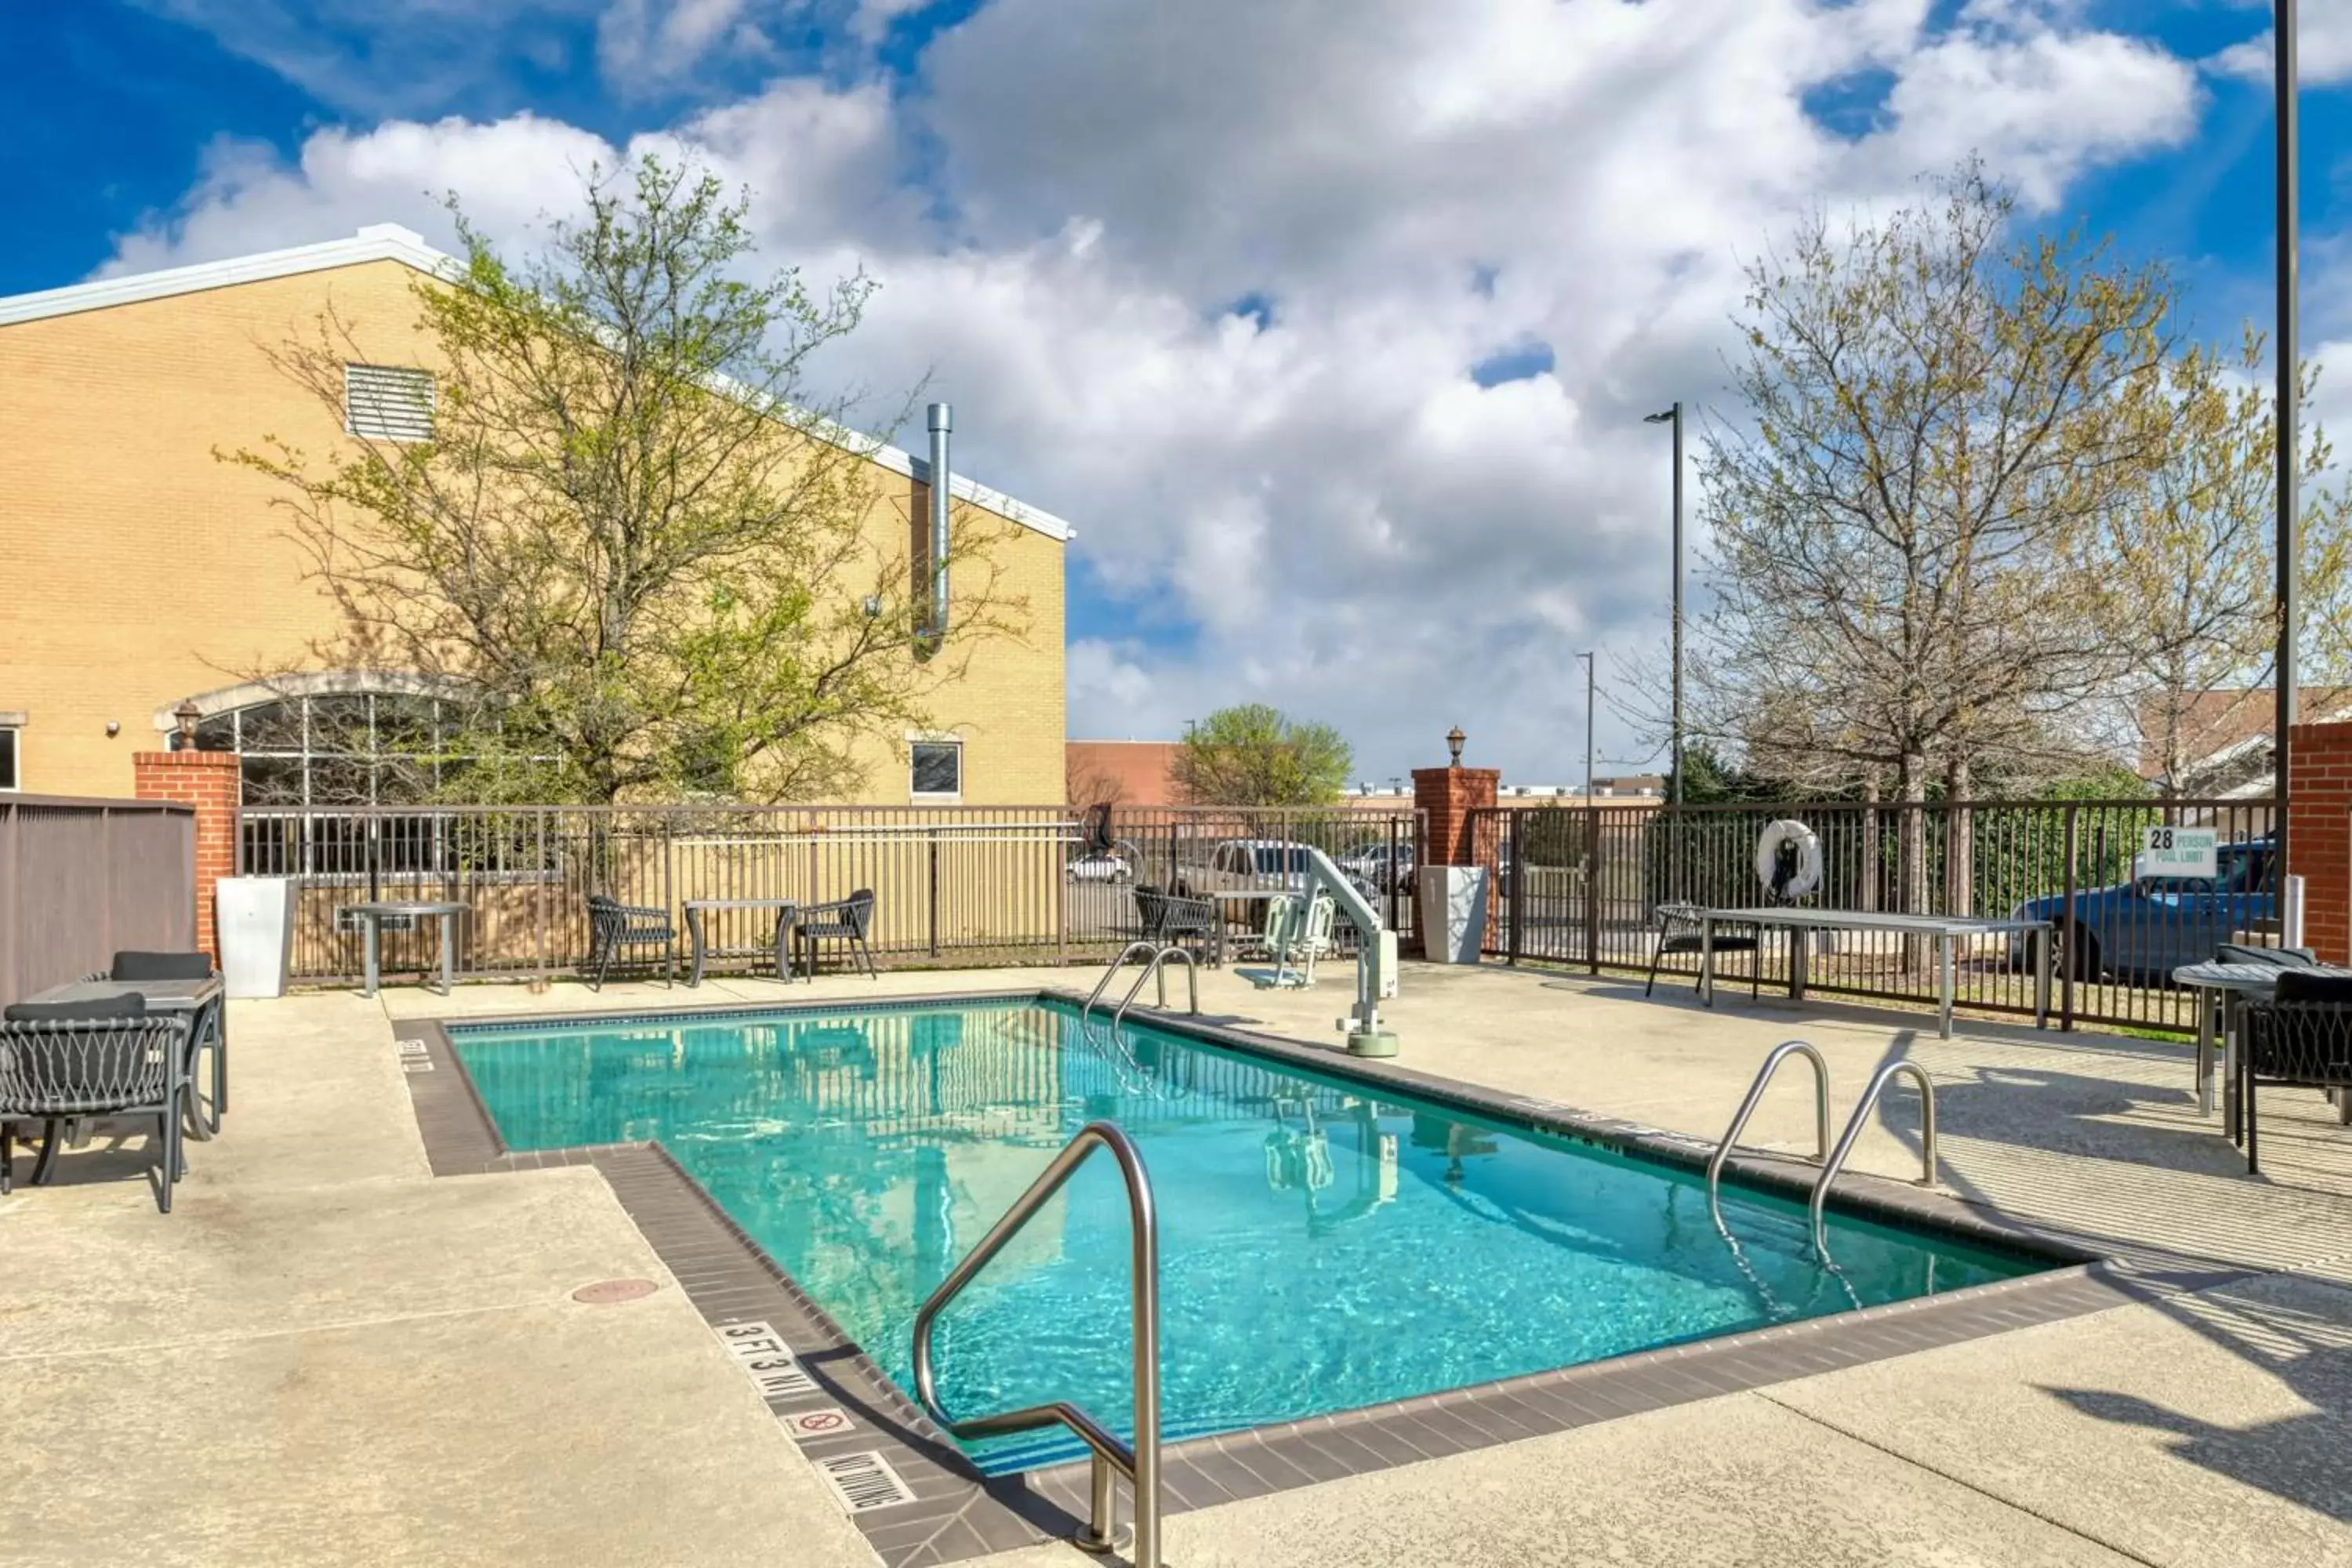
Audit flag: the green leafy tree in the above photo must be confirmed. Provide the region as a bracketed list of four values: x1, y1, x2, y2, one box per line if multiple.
[1171, 705, 1353, 806]
[230, 158, 1024, 803]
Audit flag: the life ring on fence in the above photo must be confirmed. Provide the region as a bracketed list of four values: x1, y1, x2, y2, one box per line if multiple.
[1755, 819, 1824, 902]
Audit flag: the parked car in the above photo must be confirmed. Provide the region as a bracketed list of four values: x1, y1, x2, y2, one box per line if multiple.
[1337, 840, 1415, 893]
[1065, 849, 1133, 884]
[1176, 839, 1316, 921]
[2010, 837, 2275, 981]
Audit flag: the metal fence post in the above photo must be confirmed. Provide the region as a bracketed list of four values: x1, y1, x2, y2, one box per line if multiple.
[1586, 806, 1602, 975]
[1506, 812, 1523, 965]
[1386, 815, 1401, 933]
[2060, 802, 2078, 1033]
[928, 827, 942, 957]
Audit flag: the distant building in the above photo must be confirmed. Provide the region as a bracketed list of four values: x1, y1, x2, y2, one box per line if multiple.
[2138, 688, 2352, 797]
[1067, 739, 1180, 807]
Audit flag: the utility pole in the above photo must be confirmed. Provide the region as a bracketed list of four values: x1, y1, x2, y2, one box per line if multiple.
[1643, 403, 1686, 806]
[1578, 652, 1596, 803]
[2277, 0, 2301, 893]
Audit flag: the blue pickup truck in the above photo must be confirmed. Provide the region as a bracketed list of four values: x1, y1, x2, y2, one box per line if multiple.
[2012, 838, 2274, 981]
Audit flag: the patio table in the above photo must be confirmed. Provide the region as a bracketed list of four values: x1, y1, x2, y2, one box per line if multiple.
[2171, 960, 2352, 1134]
[681, 898, 800, 987]
[345, 901, 468, 998]
[16, 974, 226, 1157]
[1696, 907, 2054, 1040]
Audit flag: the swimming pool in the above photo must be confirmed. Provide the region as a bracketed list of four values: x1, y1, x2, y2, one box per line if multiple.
[451, 997, 2051, 1472]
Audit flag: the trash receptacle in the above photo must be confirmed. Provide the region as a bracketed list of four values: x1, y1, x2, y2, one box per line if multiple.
[1417, 865, 1490, 964]
[217, 876, 295, 998]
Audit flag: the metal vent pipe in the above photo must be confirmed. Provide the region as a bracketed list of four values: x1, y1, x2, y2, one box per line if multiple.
[924, 402, 952, 654]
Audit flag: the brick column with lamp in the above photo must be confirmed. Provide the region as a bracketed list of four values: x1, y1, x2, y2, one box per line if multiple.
[133, 699, 240, 964]
[1410, 725, 1501, 957]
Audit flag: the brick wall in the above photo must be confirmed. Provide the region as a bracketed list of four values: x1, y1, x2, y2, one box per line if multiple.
[133, 750, 240, 962]
[2288, 720, 2352, 964]
[1411, 764, 1499, 955]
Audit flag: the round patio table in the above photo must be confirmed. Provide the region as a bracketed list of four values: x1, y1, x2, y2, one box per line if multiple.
[2172, 960, 2352, 1136]
[347, 901, 469, 997]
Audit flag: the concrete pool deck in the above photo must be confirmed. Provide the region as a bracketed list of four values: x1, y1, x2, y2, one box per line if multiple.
[3, 960, 2349, 1566]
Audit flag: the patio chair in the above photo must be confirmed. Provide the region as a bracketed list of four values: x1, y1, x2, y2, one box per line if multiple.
[2236, 971, 2352, 1174]
[1134, 884, 1221, 965]
[1646, 902, 1762, 1000]
[796, 889, 879, 980]
[586, 894, 677, 991]
[89, 950, 225, 1134]
[1, 993, 191, 1214]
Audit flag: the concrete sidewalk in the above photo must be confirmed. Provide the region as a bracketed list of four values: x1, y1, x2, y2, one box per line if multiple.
[4, 960, 2348, 1566]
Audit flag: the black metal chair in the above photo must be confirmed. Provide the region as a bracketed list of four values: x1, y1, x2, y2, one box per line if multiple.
[1, 993, 192, 1214]
[88, 950, 225, 1134]
[1135, 884, 1221, 964]
[1646, 902, 1762, 999]
[2236, 971, 2352, 1174]
[586, 894, 677, 990]
[796, 889, 879, 979]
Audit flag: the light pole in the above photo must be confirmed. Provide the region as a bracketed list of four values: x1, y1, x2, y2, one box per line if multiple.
[1644, 403, 1685, 808]
[1577, 652, 1596, 804]
[2276, 0, 2300, 902]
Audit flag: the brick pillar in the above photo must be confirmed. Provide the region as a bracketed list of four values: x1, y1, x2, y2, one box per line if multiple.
[1411, 763, 1500, 956]
[2287, 720, 2352, 964]
[135, 750, 241, 964]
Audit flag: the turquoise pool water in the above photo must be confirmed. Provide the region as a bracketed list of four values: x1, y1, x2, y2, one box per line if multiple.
[452, 999, 2048, 1472]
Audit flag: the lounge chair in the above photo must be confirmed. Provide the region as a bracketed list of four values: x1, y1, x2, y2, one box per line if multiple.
[586, 894, 677, 990]
[2236, 970, 2352, 1174]
[1, 993, 191, 1214]
[1646, 902, 1762, 999]
[796, 890, 879, 979]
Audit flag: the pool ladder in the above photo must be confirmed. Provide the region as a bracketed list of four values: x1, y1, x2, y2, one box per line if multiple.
[1083, 941, 1200, 1028]
[1706, 1041, 1939, 1258]
[913, 1122, 1163, 1567]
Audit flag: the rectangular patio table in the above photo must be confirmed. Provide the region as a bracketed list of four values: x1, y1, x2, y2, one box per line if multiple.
[681, 898, 800, 987]
[1696, 908, 2054, 1040]
[16, 974, 226, 1152]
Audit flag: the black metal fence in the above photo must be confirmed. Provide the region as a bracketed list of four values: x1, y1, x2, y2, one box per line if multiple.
[239, 803, 1421, 985]
[1468, 797, 2281, 1035]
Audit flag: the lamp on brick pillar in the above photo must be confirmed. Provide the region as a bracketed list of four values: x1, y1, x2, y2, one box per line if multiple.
[1411, 727, 1501, 959]
[174, 699, 201, 750]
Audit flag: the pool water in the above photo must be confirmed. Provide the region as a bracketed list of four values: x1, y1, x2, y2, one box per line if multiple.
[452, 999, 2047, 1472]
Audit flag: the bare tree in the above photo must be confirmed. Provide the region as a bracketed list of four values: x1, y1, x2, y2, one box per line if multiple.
[1697, 163, 2178, 910]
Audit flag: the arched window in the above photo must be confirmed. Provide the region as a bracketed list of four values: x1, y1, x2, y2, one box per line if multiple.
[166, 676, 465, 807]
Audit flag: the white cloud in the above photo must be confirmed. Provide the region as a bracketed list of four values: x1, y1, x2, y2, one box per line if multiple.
[2212, 1, 2352, 87]
[95, 0, 2209, 779]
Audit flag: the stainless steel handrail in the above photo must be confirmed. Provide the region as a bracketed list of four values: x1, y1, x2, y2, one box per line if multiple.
[1705, 1040, 1831, 1234]
[1115, 947, 1200, 1026]
[911, 1121, 1163, 1567]
[1809, 1059, 1938, 1257]
[1083, 942, 1162, 1022]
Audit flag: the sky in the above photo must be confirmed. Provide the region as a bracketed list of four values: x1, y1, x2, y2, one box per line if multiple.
[5, 0, 2351, 786]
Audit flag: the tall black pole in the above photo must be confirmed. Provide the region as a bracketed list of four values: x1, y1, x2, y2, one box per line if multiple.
[2278, 0, 2299, 889]
[1580, 652, 1595, 802]
[1671, 401, 1686, 809]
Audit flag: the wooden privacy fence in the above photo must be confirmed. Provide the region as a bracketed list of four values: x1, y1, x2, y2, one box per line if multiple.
[0, 794, 196, 1010]
[238, 803, 1422, 985]
[1468, 797, 2282, 1036]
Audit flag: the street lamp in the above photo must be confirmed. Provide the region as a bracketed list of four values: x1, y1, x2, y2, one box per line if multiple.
[1644, 402, 1685, 808]
[1577, 652, 1596, 804]
[2275, 1, 2301, 908]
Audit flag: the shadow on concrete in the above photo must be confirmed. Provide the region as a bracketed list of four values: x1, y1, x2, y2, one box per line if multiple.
[2040, 1276, 2352, 1528]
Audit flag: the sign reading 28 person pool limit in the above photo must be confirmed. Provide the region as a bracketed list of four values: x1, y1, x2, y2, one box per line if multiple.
[2141, 826, 2220, 880]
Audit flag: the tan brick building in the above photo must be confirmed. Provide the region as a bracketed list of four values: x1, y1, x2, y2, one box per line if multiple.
[0, 225, 1069, 807]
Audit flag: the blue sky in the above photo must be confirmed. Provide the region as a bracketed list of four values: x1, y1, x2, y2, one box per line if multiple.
[4, 1, 2347, 780]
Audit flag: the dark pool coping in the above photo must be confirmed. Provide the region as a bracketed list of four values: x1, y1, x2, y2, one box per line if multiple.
[397, 989, 2252, 1568]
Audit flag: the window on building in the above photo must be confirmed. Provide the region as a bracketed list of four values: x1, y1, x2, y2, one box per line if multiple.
[0, 725, 18, 791]
[179, 688, 461, 811]
[910, 739, 963, 800]
[344, 364, 435, 442]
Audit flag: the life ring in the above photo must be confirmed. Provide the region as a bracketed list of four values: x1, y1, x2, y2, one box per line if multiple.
[1755, 819, 1823, 902]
